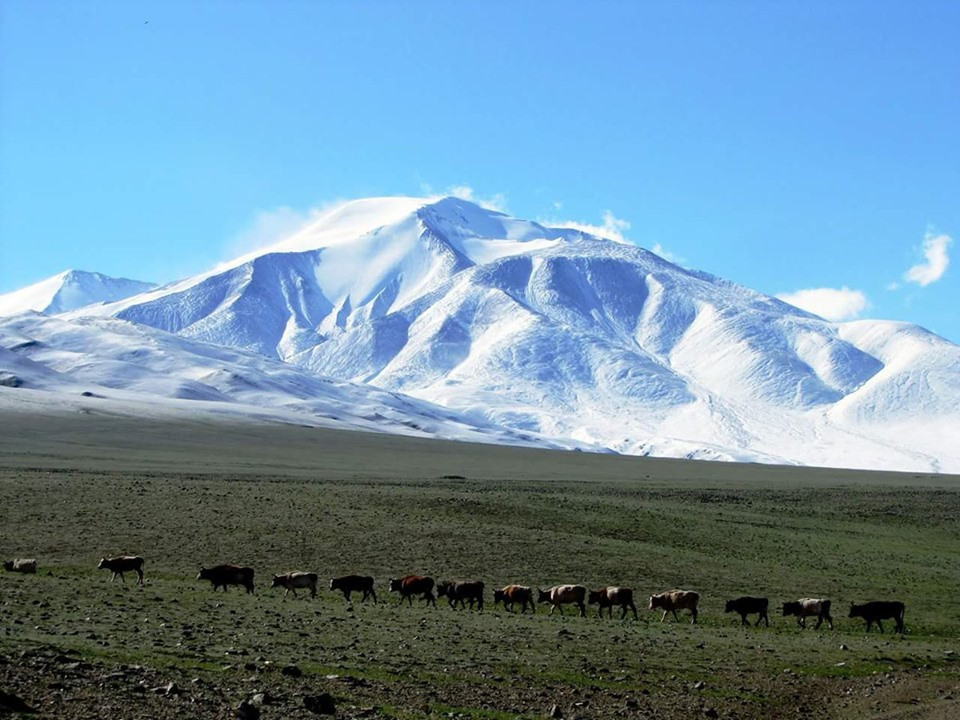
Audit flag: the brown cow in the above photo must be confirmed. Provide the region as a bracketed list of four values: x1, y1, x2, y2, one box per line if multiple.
[330, 575, 377, 603]
[437, 580, 484, 611]
[537, 585, 587, 617]
[782, 598, 832, 629]
[589, 586, 638, 620]
[198, 565, 255, 594]
[271, 572, 318, 598]
[3, 559, 37, 574]
[649, 590, 700, 623]
[98, 556, 144, 585]
[388, 575, 436, 607]
[493, 585, 535, 614]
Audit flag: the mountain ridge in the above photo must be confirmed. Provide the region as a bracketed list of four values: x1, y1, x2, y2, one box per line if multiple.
[4, 196, 958, 472]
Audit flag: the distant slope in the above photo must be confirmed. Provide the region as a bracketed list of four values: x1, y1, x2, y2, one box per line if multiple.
[0, 312, 574, 451]
[0, 270, 155, 316]
[16, 195, 960, 472]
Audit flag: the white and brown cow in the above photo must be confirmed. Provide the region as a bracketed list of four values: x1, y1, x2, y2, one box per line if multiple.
[782, 598, 833, 629]
[537, 585, 587, 617]
[97, 556, 144, 585]
[271, 571, 318, 598]
[649, 590, 700, 623]
[3, 558, 37, 574]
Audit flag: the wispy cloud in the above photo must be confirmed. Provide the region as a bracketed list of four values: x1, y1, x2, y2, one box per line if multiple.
[543, 210, 632, 244]
[651, 243, 684, 264]
[776, 286, 869, 322]
[420, 183, 509, 212]
[903, 232, 952, 286]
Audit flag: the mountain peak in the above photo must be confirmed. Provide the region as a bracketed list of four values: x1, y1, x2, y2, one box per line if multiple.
[0, 270, 156, 317]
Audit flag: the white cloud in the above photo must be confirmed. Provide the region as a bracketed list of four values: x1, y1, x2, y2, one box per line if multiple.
[776, 286, 869, 322]
[903, 232, 952, 286]
[420, 183, 509, 212]
[651, 243, 684, 264]
[543, 210, 632, 244]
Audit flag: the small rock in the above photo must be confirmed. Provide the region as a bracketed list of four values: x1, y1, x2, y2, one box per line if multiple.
[549, 704, 563, 718]
[693, 680, 705, 690]
[236, 699, 261, 720]
[0, 691, 37, 714]
[625, 698, 638, 708]
[281, 664, 302, 678]
[304, 693, 336, 714]
[840, 644, 849, 651]
[556, 629, 572, 637]
[704, 709, 719, 719]
[250, 692, 270, 706]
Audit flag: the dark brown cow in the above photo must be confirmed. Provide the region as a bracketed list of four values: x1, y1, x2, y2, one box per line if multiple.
[537, 585, 587, 617]
[271, 571, 318, 598]
[649, 590, 700, 623]
[782, 598, 832, 629]
[588, 586, 638, 619]
[849, 601, 905, 634]
[98, 556, 144, 585]
[388, 575, 436, 607]
[725, 596, 769, 626]
[198, 565, 254, 594]
[437, 580, 484, 611]
[493, 585, 535, 613]
[330, 575, 377, 603]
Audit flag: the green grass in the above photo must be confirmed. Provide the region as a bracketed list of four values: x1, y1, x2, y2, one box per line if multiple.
[1, 415, 959, 718]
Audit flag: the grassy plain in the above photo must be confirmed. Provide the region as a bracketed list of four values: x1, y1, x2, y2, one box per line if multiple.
[0, 409, 959, 718]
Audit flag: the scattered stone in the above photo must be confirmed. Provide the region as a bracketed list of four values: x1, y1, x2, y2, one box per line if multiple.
[840, 644, 849, 651]
[304, 692, 336, 714]
[281, 664, 302, 678]
[693, 680, 705, 690]
[236, 699, 261, 720]
[250, 692, 273, 706]
[556, 629, 572, 637]
[549, 703, 563, 718]
[0, 690, 37, 714]
[703, 708, 719, 719]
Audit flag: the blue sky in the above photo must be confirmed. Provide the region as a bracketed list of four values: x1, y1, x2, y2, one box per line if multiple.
[1, 1, 957, 341]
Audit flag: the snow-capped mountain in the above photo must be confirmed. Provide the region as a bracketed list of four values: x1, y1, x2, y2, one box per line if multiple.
[0, 270, 155, 316]
[6, 196, 959, 472]
[0, 311, 568, 449]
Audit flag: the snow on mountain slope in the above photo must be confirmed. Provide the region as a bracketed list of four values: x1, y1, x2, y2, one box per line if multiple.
[0, 312, 577, 450]
[44, 196, 960, 472]
[0, 270, 155, 316]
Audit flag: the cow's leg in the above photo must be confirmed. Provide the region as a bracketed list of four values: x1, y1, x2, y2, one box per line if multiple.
[691, 607, 698, 624]
[660, 610, 668, 623]
[630, 602, 638, 620]
[477, 596, 483, 612]
[798, 616, 805, 628]
[877, 619, 885, 633]
[579, 602, 586, 618]
[310, 585, 316, 598]
[136, 568, 144, 586]
[672, 609, 680, 623]
[814, 615, 823, 630]
[741, 613, 749, 626]
[369, 589, 378, 603]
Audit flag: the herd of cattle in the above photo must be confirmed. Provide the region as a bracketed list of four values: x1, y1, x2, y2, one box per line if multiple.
[5, 555, 909, 634]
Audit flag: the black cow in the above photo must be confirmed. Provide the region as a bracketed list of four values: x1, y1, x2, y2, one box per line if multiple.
[849, 601, 905, 634]
[725, 596, 769, 626]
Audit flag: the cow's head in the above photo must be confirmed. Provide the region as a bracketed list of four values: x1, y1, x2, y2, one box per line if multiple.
[782, 601, 800, 616]
[270, 575, 284, 588]
[493, 589, 505, 605]
[536, 588, 551, 604]
[329, 578, 338, 590]
[588, 590, 604, 605]
[2, 561, 12, 572]
[724, 599, 735, 613]
[97, 558, 107, 570]
[436, 581, 451, 597]
[649, 594, 665, 611]
[848, 603, 861, 618]
[388, 578, 401, 592]
[197, 567, 208, 581]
